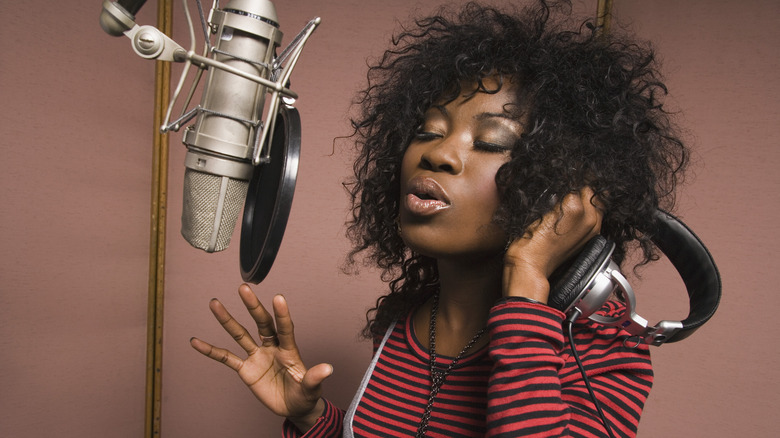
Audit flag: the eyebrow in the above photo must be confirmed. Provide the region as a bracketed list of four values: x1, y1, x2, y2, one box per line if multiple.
[476, 112, 518, 122]
[428, 105, 517, 122]
[429, 104, 448, 116]
[426, 105, 523, 132]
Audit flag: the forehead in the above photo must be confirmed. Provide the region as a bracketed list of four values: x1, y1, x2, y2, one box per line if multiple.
[431, 77, 521, 115]
[425, 79, 523, 126]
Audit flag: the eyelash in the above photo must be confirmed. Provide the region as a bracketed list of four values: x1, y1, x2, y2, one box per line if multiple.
[474, 141, 511, 153]
[413, 131, 441, 141]
[413, 130, 512, 154]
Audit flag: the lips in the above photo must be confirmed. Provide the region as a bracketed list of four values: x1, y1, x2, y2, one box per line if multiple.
[404, 177, 451, 216]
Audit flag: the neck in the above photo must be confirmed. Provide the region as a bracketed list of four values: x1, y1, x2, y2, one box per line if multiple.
[415, 253, 503, 357]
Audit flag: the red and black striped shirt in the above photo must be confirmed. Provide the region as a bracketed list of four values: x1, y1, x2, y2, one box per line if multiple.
[284, 299, 653, 437]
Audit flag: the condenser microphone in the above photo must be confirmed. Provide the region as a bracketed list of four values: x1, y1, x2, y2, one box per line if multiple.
[180, 0, 283, 253]
[101, 0, 320, 280]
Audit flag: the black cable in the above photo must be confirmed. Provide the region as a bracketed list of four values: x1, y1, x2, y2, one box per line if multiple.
[566, 319, 617, 438]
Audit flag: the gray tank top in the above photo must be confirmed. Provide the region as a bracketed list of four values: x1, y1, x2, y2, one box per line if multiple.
[342, 322, 396, 437]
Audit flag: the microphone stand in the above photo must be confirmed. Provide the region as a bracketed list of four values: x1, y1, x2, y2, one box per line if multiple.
[99, 2, 320, 436]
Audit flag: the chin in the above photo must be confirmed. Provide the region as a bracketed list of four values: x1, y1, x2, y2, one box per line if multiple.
[401, 231, 506, 263]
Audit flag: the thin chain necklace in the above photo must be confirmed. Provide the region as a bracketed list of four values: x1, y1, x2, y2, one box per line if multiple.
[416, 292, 487, 438]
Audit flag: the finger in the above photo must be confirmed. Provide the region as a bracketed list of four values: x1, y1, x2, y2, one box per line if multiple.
[272, 294, 298, 352]
[580, 186, 605, 211]
[190, 337, 246, 371]
[531, 191, 582, 236]
[559, 190, 586, 219]
[553, 188, 603, 260]
[576, 187, 603, 234]
[237, 284, 278, 344]
[557, 188, 602, 235]
[300, 363, 334, 395]
[209, 298, 260, 354]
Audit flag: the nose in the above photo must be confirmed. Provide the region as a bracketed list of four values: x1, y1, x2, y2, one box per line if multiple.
[419, 135, 464, 174]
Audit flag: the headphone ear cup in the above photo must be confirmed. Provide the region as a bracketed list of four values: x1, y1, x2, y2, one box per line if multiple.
[548, 235, 614, 314]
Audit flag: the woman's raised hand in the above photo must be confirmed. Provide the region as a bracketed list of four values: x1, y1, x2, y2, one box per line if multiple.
[503, 187, 603, 302]
[190, 284, 332, 430]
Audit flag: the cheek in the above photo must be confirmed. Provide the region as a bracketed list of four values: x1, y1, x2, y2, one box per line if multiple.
[472, 163, 505, 212]
[467, 162, 509, 246]
[399, 146, 418, 182]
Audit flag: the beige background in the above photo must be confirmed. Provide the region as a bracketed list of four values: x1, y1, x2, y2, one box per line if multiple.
[1, 0, 778, 437]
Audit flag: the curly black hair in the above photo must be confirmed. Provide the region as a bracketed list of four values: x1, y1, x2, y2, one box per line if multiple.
[343, 1, 688, 339]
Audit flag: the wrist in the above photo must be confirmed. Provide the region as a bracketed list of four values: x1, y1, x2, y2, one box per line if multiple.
[287, 399, 326, 433]
[498, 296, 545, 305]
[502, 263, 550, 303]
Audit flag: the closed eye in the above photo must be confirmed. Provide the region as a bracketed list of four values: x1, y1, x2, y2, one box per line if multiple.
[413, 131, 443, 142]
[474, 140, 512, 153]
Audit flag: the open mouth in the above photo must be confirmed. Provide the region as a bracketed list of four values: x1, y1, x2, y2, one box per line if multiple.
[413, 191, 440, 201]
[404, 177, 451, 215]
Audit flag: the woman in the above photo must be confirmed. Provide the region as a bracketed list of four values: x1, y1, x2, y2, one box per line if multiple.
[190, 1, 687, 437]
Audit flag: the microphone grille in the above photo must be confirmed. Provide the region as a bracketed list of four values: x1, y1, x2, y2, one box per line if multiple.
[181, 169, 249, 252]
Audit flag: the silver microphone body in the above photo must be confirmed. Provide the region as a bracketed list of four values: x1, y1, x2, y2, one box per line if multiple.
[181, 0, 283, 252]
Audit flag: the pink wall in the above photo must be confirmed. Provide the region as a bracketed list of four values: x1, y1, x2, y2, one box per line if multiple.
[0, 0, 155, 435]
[1, 0, 778, 437]
[611, 2, 780, 436]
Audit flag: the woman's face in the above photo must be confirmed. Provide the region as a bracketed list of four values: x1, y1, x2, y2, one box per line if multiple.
[399, 78, 523, 262]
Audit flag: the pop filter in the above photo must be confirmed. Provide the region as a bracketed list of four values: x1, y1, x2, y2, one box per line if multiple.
[240, 103, 300, 283]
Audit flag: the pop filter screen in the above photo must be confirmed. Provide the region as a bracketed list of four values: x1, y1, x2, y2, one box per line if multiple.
[240, 104, 300, 283]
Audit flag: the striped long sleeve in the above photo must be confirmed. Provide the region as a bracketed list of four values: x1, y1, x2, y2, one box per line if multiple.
[283, 299, 652, 437]
[282, 399, 344, 438]
[487, 299, 653, 437]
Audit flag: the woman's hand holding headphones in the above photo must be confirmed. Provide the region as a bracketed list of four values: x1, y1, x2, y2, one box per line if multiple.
[503, 187, 603, 304]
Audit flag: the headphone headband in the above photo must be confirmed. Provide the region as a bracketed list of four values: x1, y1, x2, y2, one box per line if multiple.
[549, 209, 721, 346]
[649, 210, 721, 343]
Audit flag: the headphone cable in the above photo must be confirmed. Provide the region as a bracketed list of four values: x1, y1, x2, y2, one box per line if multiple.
[566, 318, 617, 438]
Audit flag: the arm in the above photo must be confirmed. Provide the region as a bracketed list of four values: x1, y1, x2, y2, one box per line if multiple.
[486, 299, 652, 437]
[189, 284, 338, 435]
[496, 189, 652, 436]
[280, 315, 393, 437]
[282, 399, 345, 438]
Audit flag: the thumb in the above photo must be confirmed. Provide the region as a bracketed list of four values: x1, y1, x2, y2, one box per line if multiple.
[301, 363, 334, 393]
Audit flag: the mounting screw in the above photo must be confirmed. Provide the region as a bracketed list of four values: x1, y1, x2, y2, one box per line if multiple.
[133, 26, 163, 58]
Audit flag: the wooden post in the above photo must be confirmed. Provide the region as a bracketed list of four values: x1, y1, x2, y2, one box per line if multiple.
[145, 0, 172, 436]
